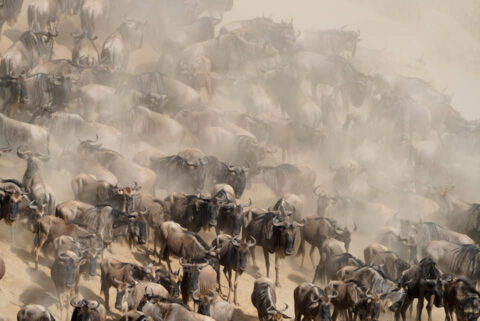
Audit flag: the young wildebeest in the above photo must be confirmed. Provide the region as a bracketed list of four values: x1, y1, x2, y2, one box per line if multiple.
[180, 257, 217, 306]
[17, 304, 56, 321]
[100, 252, 155, 312]
[244, 210, 303, 287]
[194, 292, 234, 321]
[297, 216, 354, 268]
[212, 234, 255, 305]
[294, 282, 336, 321]
[17, 147, 56, 215]
[251, 277, 290, 321]
[70, 298, 106, 321]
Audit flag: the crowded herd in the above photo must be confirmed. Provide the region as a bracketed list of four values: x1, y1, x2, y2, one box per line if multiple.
[0, 0, 479, 320]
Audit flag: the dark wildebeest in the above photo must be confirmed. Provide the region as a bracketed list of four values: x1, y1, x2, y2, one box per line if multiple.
[252, 163, 316, 197]
[51, 250, 86, 320]
[271, 193, 304, 223]
[316, 253, 363, 284]
[71, 31, 99, 67]
[251, 277, 290, 320]
[0, 0, 23, 39]
[180, 258, 217, 306]
[17, 147, 55, 215]
[100, 252, 155, 312]
[150, 154, 205, 194]
[17, 304, 55, 321]
[363, 243, 388, 265]
[212, 234, 256, 304]
[294, 282, 336, 321]
[345, 266, 407, 316]
[443, 278, 480, 321]
[165, 192, 218, 233]
[214, 188, 251, 237]
[202, 156, 247, 198]
[134, 192, 166, 254]
[369, 251, 410, 282]
[70, 298, 106, 321]
[0, 178, 28, 243]
[157, 221, 217, 273]
[396, 258, 446, 321]
[243, 210, 303, 287]
[0, 30, 57, 77]
[297, 28, 360, 57]
[297, 216, 355, 268]
[101, 19, 146, 71]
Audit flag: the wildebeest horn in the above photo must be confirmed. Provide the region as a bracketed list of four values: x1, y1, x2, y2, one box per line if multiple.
[273, 218, 285, 227]
[293, 220, 305, 228]
[267, 307, 277, 315]
[232, 237, 241, 247]
[58, 252, 70, 261]
[192, 289, 200, 301]
[247, 236, 256, 248]
[335, 227, 345, 235]
[208, 290, 215, 300]
[88, 300, 99, 309]
[279, 303, 288, 313]
[352, 224, 357, 232]
[16, 147, 31, 159]
[310, 292, 320, 303]
[197, 259, 209, 269]
[70, 297, 82, 308]
[341, 24, 348, 30]
[328, 289, 338, 299]
[242, 198, 252, 208]
[179, 257, 191, 267]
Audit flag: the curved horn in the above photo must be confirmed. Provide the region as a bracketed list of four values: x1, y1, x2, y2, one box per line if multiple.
[197, 259, 209, 269]
[87, 300, 100, 309]
[70, 297, 82, 308]
[313, 185, 323, 196]
[16, 147, 30, 159]
[232, 237, 241, 247]
[247, 236, 256, 248]
[242, 198, 252, 208]
[279, 303, 288, 313]
[192, 289, 200, 301]
[328, 289, 338, 299]
[179, 257, 191, 268]
[273, 217, 285, 227]
[293, 220, 305, 228]
[335, 227, 345, 235]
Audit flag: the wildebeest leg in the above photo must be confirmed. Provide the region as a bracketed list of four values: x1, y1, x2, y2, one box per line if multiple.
[221, 267, 229, 298]
[309, 245, 316, 268]
[250, 246, 257, 266]
[332, 307, 338, 321]
[34, 229, 48, 270]
[233, 270, 240, 306]
[399, 296, 413, 321]
[443, 303, 452, 321]
[416, 296, 424, 321]
[274, 253, 281, 287]
[311, 81, 318, 102]
[263, 248, 270, 278]
[425, 295, 434, 321]
[10, 224, 15, 248]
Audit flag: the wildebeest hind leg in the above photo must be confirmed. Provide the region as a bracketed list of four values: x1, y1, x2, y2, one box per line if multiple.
[263, 248, 270, 278]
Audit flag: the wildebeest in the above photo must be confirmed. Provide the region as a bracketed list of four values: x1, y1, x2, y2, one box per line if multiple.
[297, 28, 360, 57]
[134, 192, 166, 253]
[138, 301, 215, 321]
[70, 298, 106, 321]
[0, 178, 28, 243]
[251, 277, 290, 320]
[17, 147, 55, 215]
[157, 221, 217, 273]
[0, 256, 5, 281]
[317, 253, 363, 284]
[195, 296, 233, 321]
[369, 251, 410, 282]
[294, 282, 336, 321]
[0, 0, 23, 39]
[202, 156, 247, 198]
[100, 253, 154, 311]
[443, 278, 480, 321]
[55, 200, 94, 223]
[324, 280, 367, 321]
[122, 281, 169, 311]
[17, 304, 55, 321]
[363, 243, 388, 265]
[298, 216, 355, 268]
[243, 210, 303, 287]
[180, 258, 217, 305]
[51, 250, 86, 320]
[101, 19, 146, 70]
[212, 234, 255, 304]
[271, 193, 304, 223]
[71, 31, 99, 67]
[0, 113, 50, 152]
[0, 30, 57, 77]
[396, 258, 445, 321]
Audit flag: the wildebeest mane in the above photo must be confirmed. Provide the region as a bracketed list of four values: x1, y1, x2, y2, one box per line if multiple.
[449, 244, 480, 279]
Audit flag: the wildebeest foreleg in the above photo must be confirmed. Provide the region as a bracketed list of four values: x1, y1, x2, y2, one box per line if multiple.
[250, 246, 256, 265]
[233, 270, 240, 305]
[396, 295, 413, 321]
[275, 253, 281, 287]
[416, 296, 424, 321]
[263, 248, 270, 278]
[425, 295, 434, 321]
[309, 245, 316, 269]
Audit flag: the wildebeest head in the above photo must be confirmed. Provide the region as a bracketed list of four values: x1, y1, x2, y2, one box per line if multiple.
[113, 182, 142, 214]
[156, 268, 181, 298]
[266, 303, 290, 320]
[28, 200, 48, 221]
[179, 258, 209, 298]
[308, 286, 337, 321]
[232, 236, 256, 273]
[225, 163, 247, 197]
[313, 187, 340, 217]
[0, 188, 26, 221]
[217, 194, 251, 236]
[126, 210, 147, 245]
[57, 250, 86, 288]
[70, 298, 101, 321]
[193, 289, 215, 316]
[17, 147, 50, 162]
[272, 217, 304, 256]
[32, 29, 58, 59]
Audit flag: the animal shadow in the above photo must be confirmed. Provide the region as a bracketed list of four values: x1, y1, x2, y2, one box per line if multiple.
[233, 308, 257, 321]
[288, 273, 309, 284]
[3, 29, 22, 42]
[19, 285, 57, 307]
[245, 265, 262, 279]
